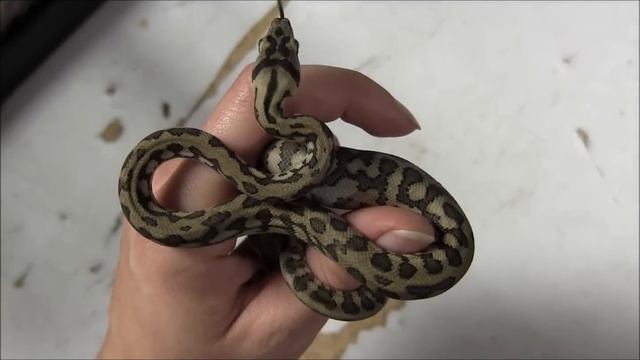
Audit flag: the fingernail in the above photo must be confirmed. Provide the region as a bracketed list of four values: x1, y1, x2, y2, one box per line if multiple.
[395, 99, 421, 130]
[377, 230, 435, 253]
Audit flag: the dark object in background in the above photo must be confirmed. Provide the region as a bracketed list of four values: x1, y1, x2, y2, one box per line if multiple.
[0, 0, 37, 37]
[0, 0, 105, 103]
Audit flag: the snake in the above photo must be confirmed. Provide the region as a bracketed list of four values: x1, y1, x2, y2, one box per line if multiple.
[117, 4, 474, 321]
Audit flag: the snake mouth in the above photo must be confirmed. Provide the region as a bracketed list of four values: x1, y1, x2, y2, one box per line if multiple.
[266, 18, 294, 40]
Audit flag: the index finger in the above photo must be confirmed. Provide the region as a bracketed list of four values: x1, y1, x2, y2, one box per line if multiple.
[202, 63, 420, 166]
[285, 65, 421, 137]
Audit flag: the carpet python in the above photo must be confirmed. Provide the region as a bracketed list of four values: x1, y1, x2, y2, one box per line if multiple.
[118, 3, 474, 321]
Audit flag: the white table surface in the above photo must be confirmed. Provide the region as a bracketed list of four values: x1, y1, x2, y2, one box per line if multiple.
[1, 1, 638, 358]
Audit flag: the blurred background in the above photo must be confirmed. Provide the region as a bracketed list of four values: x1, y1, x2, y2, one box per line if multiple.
[1, 1, 638, 358]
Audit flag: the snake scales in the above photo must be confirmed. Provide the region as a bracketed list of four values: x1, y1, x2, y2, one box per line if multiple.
[118, 6, 474, 321]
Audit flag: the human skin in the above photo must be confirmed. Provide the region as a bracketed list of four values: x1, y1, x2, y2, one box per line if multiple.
[99, 64, 435, 359]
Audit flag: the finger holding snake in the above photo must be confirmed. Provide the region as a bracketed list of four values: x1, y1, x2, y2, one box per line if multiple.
[118, 15, 474, 322]
[146, 62, 430, 277]
[102, 63, 433, 358]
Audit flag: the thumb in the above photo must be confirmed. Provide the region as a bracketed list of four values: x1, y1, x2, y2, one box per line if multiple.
[347, 206, 435, 252]
[307, 206, 435, 290]
[232, 205, 435, 336]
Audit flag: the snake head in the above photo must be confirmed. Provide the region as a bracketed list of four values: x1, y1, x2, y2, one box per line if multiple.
[254, 18, 301, 80]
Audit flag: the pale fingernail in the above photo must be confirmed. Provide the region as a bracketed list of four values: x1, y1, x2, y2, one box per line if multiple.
[395, 99, 421, 130]
[377, 230, 435, 253]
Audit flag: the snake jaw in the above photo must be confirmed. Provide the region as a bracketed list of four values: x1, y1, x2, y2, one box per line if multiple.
[256, 18, 301, 73]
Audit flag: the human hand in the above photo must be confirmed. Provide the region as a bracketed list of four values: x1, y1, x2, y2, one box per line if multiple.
[99, 64, 435, 359]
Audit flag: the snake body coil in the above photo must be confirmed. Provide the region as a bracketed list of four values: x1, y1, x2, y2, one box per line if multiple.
[118, 15, 474, 321]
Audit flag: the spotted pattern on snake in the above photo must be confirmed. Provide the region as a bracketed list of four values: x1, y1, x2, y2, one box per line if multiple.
[118, 13, 474, 321]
